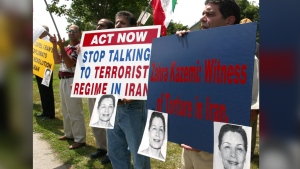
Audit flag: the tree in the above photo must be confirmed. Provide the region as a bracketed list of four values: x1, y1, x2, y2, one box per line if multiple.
[167, 22, 189, 35]
[47, 0, 149, 31]
[236, 0, 260, 41]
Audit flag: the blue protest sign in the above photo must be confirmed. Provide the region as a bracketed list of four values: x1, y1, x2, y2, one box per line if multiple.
[147, 22, 257, 153]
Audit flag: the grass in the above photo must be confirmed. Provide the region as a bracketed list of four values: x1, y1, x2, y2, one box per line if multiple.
[33, 64, 259, 169]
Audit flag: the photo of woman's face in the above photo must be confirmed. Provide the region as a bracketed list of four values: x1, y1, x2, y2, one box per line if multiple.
[149, 117, 165, 149]
[219, 131, 246, 169]
[98, 98, 114, 122]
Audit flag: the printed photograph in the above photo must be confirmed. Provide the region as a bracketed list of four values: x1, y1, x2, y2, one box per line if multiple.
[89, 94, 118, 129]
[138, 110, 168, 161]
[41, 68, 52, 87]
[213, 122, 252, 169]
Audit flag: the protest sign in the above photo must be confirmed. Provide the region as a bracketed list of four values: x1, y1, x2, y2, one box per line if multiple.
[33, 38, 55, 78]
[71, 25, 161, 99]
[147, 22, 257, 153]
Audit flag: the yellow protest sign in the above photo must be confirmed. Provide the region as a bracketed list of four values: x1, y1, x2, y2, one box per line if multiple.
[33, 38, 55, 78]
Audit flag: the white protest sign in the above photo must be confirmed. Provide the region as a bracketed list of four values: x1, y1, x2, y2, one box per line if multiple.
[71, 25, 161, 100]
[137, 11, 151, 25]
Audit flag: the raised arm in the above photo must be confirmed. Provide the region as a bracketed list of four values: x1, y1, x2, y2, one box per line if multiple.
[50, 34, 61, 64]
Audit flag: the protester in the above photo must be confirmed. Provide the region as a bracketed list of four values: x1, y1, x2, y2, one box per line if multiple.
[177, 1, 259, 169]
[50, 25, 86, 149]
[34, 25, 55, 120]
[87, 18, 114, 164]
[106, 10, 151, 169]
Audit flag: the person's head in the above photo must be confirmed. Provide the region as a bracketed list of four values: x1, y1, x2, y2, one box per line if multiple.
[67, 24, 81, 41]
[115, 11, 137, 28]
[200, 0, 241, 29]
[39, 25, 49, 39]
[97, 95, 115, 122]
[148, 111, 166, 150]
[240, 18, 252, 24]
[96, 18, 114, 30]
[218, 124, 248, 169]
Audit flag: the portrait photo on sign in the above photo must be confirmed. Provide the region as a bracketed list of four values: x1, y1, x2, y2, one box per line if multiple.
[41, 68, 52, 87]
[213, 122, 252, 169]
[89, 94, 118, 129]
[138, 110, 168, 161]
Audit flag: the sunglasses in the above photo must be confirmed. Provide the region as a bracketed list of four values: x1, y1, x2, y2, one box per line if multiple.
[67, 30, 78, 33]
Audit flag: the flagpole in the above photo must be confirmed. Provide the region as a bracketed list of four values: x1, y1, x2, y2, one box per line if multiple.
[138, 0, 152, 25]
[43, 0, 62, 40]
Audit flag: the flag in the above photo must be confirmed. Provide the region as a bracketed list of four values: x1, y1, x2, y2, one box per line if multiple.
[151, 0, 177, 36]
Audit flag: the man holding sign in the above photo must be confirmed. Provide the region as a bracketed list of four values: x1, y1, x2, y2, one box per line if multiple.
[34, 25, 55, 120]
[50, 25, 86, 150]
[88, 18, 114, 164]
[106, 11, 151, 169]
[176, 0, 259, 169]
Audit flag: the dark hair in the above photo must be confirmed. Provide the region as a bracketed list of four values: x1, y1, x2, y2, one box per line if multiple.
[102, 18, 115, 29]
[97, 95, 115, 109]
[68, 24, 82, 32]
[115, 11, 137, 26]
[148, 111, 166, 133]
[218, 124, 248, 152]
[205, 0, 241, 24]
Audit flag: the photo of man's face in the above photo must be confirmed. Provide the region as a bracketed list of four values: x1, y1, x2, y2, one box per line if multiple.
[98, 98, 114, 122]
[45, 70, 51, 81]
[149, 117, 165, 149]
[219, 131, 246, 169]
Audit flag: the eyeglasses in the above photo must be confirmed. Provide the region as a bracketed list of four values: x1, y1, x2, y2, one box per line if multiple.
[67, 30, 78, 33]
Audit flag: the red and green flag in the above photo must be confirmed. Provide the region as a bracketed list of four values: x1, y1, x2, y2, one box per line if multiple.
[151, 0, 177, 36]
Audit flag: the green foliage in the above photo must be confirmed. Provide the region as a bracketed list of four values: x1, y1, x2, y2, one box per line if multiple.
[47, 0, 149, 31]
[236, 0, 260, 41]
[167, 22, 189, 35]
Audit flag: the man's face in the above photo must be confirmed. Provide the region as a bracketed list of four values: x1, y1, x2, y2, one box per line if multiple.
[200, 3, 229, 29]
[115, 15, 131, 28]
[219, 131, 246, 169]
[67, 25, 81, 41]
[96, 19, 109, 30]
[98, 98, 114, 122]
[149, 117, 165, 149]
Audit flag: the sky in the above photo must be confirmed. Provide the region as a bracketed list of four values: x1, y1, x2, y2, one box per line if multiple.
[33, 0, 259, 39]
[33, 0, 72, 39]
[172, 0, 259, 27]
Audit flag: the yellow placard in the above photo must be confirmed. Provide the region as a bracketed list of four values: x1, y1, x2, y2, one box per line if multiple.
[33, 38, 55, 78]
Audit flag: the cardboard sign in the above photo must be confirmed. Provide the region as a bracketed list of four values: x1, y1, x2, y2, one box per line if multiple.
[33, 38, 55, 78]
[71, 25, 161, 99]
[147, 22, 257, 153]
